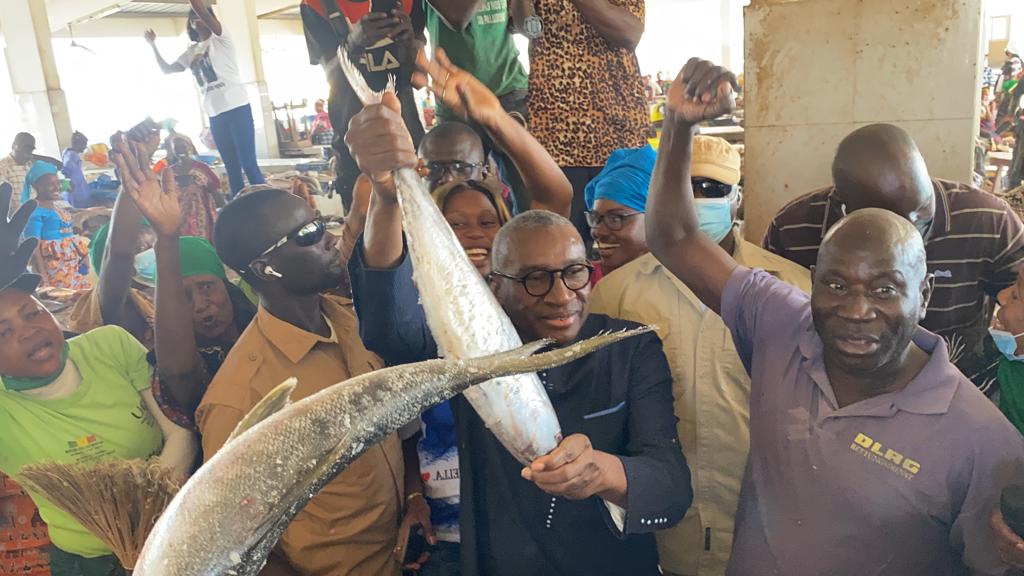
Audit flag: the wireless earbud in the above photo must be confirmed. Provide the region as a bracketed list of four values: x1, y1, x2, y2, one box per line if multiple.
[263, 266, 283, 278]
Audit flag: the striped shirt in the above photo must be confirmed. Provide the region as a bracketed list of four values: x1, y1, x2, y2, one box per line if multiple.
[763, 179, 1024, 392]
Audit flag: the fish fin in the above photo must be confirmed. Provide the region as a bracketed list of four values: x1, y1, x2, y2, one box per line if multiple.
[226, 378, 298, 445]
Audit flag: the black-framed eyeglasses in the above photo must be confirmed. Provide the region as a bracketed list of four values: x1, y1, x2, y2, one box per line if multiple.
[692, 178, 735, 198]
[257, 213, 326, 258]
[585, 211, 644, 231]
[491, 263, 594, 297]
[424, 160, 484, 181]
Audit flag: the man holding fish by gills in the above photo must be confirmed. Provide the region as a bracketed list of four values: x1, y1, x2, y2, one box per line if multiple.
[346, 50, 691, 576]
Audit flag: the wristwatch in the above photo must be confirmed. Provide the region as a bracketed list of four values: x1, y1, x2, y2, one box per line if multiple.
[521, 15, 542, 39]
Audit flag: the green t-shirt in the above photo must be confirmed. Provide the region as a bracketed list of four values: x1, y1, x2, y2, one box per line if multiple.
[425, 0, 528, 113]
[1000, 355, 1024, 436]
[0, 325, 163, 558]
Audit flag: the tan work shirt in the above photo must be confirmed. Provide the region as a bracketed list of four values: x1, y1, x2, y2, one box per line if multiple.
[590, 231, 811, 576]
[197, 294, 403, 576]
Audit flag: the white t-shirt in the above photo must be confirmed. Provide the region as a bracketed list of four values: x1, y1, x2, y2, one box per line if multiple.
[176, 31, 249, 118]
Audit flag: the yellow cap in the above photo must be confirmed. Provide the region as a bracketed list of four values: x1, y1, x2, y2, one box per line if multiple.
[691, 135, 741, 185]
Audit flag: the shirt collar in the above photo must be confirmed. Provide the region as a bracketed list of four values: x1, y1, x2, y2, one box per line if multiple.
[927, 179, 951, 238]
[798, 326, 959, 417]
[636, 228, 792, 302]
[255, 296, 341, 364]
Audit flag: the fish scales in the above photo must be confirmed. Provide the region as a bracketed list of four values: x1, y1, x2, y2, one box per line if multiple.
[134, 329, 650, 576]
[340, 53, 562, 464]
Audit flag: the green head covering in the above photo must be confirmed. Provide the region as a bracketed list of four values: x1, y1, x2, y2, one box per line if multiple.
[89, 224, 224, 281]
[176, 236, 227, 280]
[89, 219, 154, 275]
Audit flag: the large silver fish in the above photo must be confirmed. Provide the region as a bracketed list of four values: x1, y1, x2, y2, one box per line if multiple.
[134, 329, 648, 576]
[338, 53, 562, 464]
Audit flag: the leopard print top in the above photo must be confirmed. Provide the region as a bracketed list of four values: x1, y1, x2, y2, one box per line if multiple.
[527, 0, 650, 167]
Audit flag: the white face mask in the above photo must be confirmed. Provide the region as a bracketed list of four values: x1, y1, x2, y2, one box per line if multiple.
[695, 187, 741, 244]
[134, 248, 156, 286]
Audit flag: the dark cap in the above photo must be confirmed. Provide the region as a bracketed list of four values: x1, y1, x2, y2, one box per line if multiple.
[2, 273, 41, 294]
[12, 133, 35, 150]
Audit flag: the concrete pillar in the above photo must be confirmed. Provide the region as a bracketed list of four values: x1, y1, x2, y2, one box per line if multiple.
[1, 0, 73, 155]
[216, 0, 280, 158]
[742, 0, 984, 243]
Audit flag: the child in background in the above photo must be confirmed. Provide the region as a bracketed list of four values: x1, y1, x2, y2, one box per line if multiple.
[991, 268, 1024, 433]
[22, 162, 91, 290]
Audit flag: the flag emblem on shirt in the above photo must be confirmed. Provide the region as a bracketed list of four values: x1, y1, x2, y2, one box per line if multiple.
[67, 435, 97, 449]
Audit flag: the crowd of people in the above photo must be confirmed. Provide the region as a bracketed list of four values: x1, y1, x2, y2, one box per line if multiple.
[5, 1, 1024, 575]
[981, 46, 1024, 191]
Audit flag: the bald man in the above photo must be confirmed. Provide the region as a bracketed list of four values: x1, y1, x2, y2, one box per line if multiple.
[648, 58, 1024, 576]
[764, 123, 1024, 392]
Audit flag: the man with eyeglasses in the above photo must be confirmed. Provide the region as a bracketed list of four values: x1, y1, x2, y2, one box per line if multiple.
[396, 52, 572, 217]
[589, 135, 811, 576]
[350, 108, 690, 573]
[197, 187, 405, 576]
[764, 123, 1024, 393]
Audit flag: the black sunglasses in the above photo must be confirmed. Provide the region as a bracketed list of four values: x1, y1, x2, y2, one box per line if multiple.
[692, 178, 735, 198]
[491, 263, 594, 297]
[257, 214, 326, 258]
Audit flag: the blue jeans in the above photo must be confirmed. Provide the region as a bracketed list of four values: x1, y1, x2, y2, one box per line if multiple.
[209, 103, 266, 197]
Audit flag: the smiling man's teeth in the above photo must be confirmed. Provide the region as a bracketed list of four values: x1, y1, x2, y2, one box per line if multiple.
[595, 242, 621, 250]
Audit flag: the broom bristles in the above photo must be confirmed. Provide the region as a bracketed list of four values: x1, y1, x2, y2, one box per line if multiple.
[18, 459, 181, 570]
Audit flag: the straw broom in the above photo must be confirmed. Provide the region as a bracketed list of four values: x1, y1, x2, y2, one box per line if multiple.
[18, 459, 181, 570]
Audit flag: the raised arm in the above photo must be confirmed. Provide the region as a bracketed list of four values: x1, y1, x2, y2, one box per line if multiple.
[571, 0, 644, 51]
[421, 49, 573, 216]
[428, 0, 486, 31]
[117, 139, 211, 414]
[345, 92, 419, 269]
[645, 58, 740, 315]
[144, 30, 186, 74]
[188, 0, 223, 36]
[101, 131, 155, 327]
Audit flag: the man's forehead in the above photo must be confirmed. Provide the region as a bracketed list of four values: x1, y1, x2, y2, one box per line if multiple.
[423, 136, 483, 162]
[506, 227, 585, 269]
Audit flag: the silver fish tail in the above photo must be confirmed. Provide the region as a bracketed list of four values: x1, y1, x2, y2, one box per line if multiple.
[339, 49, 562, 464]
[134, 328, 650, 576]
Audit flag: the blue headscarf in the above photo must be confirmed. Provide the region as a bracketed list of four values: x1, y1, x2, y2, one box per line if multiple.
[22, 161, 59, 204]
[584, 144, 657, 212]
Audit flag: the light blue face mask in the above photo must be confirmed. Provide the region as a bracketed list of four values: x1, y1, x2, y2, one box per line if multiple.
[134, 248, 156, 286]
[695, 194, 737, 244]
[990, 327, 1024, 361]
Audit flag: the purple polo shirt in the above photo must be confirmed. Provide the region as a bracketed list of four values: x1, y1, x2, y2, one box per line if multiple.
[721, 266, 1024, 576]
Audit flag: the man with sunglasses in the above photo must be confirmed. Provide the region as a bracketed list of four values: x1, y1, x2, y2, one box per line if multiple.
[589, 135, 811, 576]
[197, 188, 404, 576]
[350, 94, 690, 573]
[764, 123, 1024, 393]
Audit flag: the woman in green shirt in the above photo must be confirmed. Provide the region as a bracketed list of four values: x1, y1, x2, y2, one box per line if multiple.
[0, 183, 197, 576]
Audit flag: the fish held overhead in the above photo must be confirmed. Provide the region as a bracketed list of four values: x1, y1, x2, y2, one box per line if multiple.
[336, 51, 564, 466]
[134, 328, 651, 576]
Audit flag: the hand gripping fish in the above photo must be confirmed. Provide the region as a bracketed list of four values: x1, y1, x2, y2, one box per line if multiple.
[337, 53, 562, 465]
[134, 329, 649, 576]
